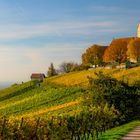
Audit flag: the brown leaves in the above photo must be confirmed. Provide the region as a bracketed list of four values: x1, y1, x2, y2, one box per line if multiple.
[127, 38, 140, 62]
[82, 44, 106, 66]
[103, 40, 128, 63]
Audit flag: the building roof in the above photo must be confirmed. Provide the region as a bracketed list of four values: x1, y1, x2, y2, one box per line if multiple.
[31, 73, 45, 79]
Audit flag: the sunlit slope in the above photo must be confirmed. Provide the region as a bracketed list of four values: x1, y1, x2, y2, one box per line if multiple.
[113, 66, 140, 84]
[0, 66, 140, 119]
[48, 66, 140, 86]
[0, 81, 85, 118]
[46, 69, 118, 87]
[0, 81, 34, 99]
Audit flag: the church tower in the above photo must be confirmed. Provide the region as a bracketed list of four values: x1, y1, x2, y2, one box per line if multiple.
[137, 23, 140, 38]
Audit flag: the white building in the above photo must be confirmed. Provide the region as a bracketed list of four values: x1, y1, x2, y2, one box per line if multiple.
[137, 23, 140, 38]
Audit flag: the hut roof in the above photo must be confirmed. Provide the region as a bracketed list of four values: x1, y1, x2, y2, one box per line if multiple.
[31, 73, 45, 79]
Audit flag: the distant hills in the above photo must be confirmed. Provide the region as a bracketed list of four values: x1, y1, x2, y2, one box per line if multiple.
[0, 82, 13, 89]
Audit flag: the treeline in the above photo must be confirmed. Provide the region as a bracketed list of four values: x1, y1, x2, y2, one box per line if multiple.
[47, 62, 84, 77]
[82, 37, 140, 67]
[47, 37, 140, 77]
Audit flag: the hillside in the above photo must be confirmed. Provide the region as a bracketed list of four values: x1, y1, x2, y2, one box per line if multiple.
[0, 66, 140, 119]
[47, 66, 140, 86]
[0, 83, 85, 120]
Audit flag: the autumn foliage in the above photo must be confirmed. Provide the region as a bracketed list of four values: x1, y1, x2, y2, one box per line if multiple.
[82, 37, 140, 65]
[127, 38, 140, 62]
[103, 39, 128, 63]
[82, 44, 106, 67]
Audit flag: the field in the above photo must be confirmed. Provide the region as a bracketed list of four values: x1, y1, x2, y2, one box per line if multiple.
[0, 67, 140, 139]
[0, 83, 85, 120]
[0, 67, 140, 119]
[47, 66, 140, 86]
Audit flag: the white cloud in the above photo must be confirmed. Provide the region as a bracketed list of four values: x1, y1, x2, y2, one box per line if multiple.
[0, 20, 118, 40]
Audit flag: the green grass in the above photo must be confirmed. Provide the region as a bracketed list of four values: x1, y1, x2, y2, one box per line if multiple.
[94, 121, 140, 140]
[1, 66, 140, 119]
[0, 82, 85, 118]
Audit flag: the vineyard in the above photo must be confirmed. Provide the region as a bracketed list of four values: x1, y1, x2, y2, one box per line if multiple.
[0, 82, 86, 119]
[47, 66, 140, 86]
[0, 105, 118, 139]
[0, 67, 140, 139]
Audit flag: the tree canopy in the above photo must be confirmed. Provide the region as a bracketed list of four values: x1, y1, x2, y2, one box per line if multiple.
[127, 38, 140, 62]
[88, 72, 140, 122]
[47, 63, 57, 77]
[82, 44, 106, 67]
[103, 39, 128, 63]
[59, 62, 81, 73]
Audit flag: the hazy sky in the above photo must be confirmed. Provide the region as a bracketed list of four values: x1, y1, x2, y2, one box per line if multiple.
[0, 0, 140, 83]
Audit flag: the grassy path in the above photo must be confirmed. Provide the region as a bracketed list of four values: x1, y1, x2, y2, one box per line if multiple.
[94, 121, 140, 140]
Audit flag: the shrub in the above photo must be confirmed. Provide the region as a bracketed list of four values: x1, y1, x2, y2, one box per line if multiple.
[87, 72, 140, 123]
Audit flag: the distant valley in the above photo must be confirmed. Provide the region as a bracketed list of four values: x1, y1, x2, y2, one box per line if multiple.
[0, 82, 13, 89]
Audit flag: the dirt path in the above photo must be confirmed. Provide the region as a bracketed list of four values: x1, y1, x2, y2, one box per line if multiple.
[121, 125, 140, 140]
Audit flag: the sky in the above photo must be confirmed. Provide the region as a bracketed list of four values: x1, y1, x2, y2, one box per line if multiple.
[0, 0, 140, 84]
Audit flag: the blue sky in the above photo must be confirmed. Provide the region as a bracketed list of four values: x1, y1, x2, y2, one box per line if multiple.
[0, 0, 140, 83]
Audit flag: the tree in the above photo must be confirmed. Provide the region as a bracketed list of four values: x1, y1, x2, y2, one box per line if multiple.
[47, 63, 57, 77]
[127, 38, 140, 62]
[87, 72, 140, 122]
[82, 44, 106, 67]
[103, 39, 128, 64]
[59, 62, 81, 73]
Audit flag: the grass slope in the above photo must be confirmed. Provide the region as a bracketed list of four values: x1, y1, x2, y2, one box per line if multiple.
[0, 82, 85, 119]
[47, 66, 140, 86]
[0, 66, 140, 119]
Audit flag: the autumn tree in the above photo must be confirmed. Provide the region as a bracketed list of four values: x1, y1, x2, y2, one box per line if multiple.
[47, 63, 57, 77]
[127, 38, 140, 62]
[103, 39, 128, 63]
[82, 44, 106, 67]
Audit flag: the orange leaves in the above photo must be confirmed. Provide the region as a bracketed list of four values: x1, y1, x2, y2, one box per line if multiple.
[103, 39, 128, 63]
[82, 44, 106, 66]
[127, 38, 140, 62]
[103, 37, 140, 63]
[81, 37, 140, 65]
